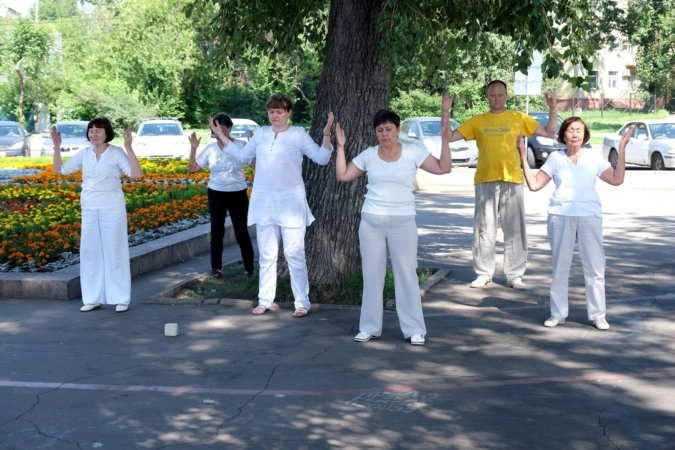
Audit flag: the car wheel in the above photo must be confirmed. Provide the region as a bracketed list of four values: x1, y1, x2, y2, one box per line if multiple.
[527, 145, 536, 168]
[608, 149, 618, 168]
[650, 153, 665, 170]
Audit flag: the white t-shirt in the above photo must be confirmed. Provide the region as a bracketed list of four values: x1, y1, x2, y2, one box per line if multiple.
[61, 144, 133, 210]
[229, 126, 332, 227]
[540, 149, 611, 217]
[196, 140, 248, 192]
[352, 141, 430, 216]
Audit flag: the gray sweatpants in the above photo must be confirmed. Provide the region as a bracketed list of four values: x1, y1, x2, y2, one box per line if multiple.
[473, 181, 527, 281]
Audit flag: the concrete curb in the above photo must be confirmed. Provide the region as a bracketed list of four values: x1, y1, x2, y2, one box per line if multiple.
[0, 222, 255, 300]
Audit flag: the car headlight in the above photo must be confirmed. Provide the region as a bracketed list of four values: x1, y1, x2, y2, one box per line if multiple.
[9, 141, 24, 150]
[666, 148, 675, 155]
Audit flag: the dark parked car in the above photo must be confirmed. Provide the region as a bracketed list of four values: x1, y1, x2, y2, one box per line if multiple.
[0, 121, 30, 157]
[524, 112, 565, 168]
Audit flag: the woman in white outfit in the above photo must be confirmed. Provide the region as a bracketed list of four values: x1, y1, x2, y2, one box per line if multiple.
[334, 93, 453, 345]
[51, 117, 142, 313]
[212, 93, 334, 318]
[517, 117, 633, 330]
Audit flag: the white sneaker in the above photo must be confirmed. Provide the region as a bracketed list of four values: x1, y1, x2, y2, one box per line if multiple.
[410, 334, 425, 345]
[115, 304, 129, 313]
[470, 275, 492, 288]
[80, 303, 101, 312]
[593, 317, 610, 330]
[354, 332, 376, 342]
[544, 316, 565, 327]
[507, 277, 527, 290]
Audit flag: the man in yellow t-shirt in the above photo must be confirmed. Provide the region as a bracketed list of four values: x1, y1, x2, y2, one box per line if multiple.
[449, 80, 558, 290]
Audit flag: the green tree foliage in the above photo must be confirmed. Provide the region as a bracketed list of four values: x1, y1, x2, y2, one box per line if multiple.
[0, 19, 51, 126]
[107, 0, 200, 119]
[31, 0, 78, 20]
[622, 0, 675, 110]
[205, 0, 623, 284]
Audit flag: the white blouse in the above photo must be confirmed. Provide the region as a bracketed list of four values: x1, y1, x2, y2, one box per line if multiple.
[196, 140, 249, 192]
[352, 141, 429, 216]
[540, 149, 611, 217]
[61, 144, 133, 210]
[229, 126, 331, 227]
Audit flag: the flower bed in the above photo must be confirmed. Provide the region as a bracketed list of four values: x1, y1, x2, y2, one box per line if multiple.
[0, 158, 254, 272]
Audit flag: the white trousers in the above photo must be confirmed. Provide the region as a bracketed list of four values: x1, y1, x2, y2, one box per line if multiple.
[256, 224, 310, 311]
[473, 182, 527, 280]
[547, 214, 606, 320]
[358, 213, 426, 339]
[80, 206, 131, 305]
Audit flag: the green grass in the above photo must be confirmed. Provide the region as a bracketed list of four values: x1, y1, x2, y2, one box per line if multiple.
[177, 261, 435, 305]
[560, 109, 670, 145]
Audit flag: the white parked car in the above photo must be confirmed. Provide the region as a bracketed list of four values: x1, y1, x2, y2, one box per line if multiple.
[133, 118, 190, 159]
[207, 118, 260, 145]
[602, 119, 675, 170]
[400, 117, 478, 167]
[230, 118, 259, 142]
[41, 121, 89, 157]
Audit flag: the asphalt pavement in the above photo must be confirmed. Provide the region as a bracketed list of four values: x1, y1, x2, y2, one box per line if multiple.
[1, 167, 674, 450]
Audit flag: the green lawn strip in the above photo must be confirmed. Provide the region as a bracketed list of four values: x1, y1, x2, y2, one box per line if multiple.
[177, 262, 435, 305]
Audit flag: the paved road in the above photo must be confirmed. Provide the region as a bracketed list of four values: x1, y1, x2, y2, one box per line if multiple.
[1, 166, 674, 449]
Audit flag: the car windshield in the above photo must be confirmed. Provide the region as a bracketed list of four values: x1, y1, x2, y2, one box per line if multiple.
[231, 124, 258, 138]
[57, 124, 87, 138]
[0, 125, 21, 137]
[648, 123, 675, 140]
[530, 114, 563, 129]
[139, 123, 183, 136]
[419, 119, 459, 136]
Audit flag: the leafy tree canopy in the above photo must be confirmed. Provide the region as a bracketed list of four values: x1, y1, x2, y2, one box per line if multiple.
[204, 0, 622, 90]
[623, 0, 674, 102]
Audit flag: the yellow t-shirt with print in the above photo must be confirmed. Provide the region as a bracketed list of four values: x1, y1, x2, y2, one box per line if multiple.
[457, 111, 539, 185]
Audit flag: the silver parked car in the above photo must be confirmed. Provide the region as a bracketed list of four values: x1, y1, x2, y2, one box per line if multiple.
[0, 121, 30, 157]
[41, 121, 90, 157]
[602, 119, 675, 170]
[400, 116, 478, 167]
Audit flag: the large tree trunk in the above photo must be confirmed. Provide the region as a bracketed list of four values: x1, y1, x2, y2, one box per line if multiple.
[304, 0, 391, 285]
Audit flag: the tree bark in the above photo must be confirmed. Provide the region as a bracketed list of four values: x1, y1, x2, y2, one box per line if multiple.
[16, 62, 25, 127]
[304, 0, 391, 285]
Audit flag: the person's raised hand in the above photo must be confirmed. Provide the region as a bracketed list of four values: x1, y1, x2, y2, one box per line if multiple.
[544, 89, 557, 109]
[210, 117, 226, 142]
[50, 126, 62, 150]
[189, 131, 201, 150]
[335, 123, 346, 149]
[124, 129, 133, 150]
[323, 111, 335, 137]
[516, 134, 527, 159]
[442, 90, 454, 113]
[619, 124, 635, 150]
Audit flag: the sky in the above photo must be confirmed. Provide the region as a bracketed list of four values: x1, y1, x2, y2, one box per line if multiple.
[4, 0, 36, 17]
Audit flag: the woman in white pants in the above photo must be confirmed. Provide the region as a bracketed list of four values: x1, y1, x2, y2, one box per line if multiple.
[518, 118, 633, 330]
[334, 93, 453, 345]
[212, 93, 335, 318]
[52, 118, 142, 313]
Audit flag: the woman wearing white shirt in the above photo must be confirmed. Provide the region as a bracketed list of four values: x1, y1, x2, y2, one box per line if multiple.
[189, 113, 255, 278]
[51, 117, 142, 313]
[518, 118, 633, 330]
[334, 93, 453, 345]
[212, 93, 334, 318]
